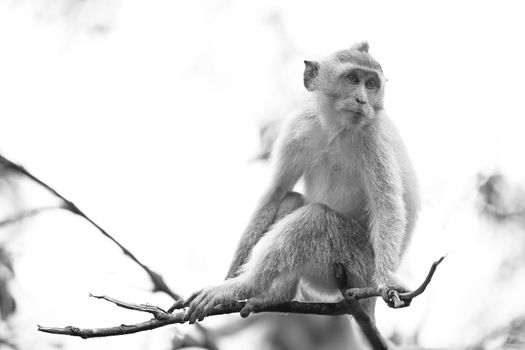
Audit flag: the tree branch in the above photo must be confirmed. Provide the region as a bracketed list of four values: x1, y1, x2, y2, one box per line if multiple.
[37, 296, 387, 348]
[88, 294, 170, 318]
[0, 206, 61, 228]
[344, 256, 446, 308]
[38, 257, 445, 349]
[0, 153, 180, 301]
[38, 297, 361, 338]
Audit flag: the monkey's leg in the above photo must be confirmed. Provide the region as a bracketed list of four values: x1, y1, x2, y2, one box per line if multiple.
[181, 192, 304, 322]
[335, 262, 377, 323]
[183, 276, 253, 323]
[237, 203, 375, 317]
[239, 272, 298, 317]
[170, 191, 305, 315]
[225, 191, 305, 280]
[184, 203, 374, 323]
[275, 191, 304, 221]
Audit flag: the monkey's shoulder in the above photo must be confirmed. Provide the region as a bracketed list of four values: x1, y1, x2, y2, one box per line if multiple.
[277, 108, 323, 151]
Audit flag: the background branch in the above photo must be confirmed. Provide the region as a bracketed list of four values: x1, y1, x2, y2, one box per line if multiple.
[0, 153, 180, 301]
[0, 206, 61, 228]
[1, 153, 219, 348]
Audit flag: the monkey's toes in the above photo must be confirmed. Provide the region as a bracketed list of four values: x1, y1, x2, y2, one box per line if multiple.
[239, 303, 254, 318]
[187, 301, 216, 324]
[183, 300, 204, 323]
[183, 289, 203, 308]
[184, 291, 218, 324]
[167, 299, 185, 313]
[379, 285, 410, 308]
[239, 297, 268, 318]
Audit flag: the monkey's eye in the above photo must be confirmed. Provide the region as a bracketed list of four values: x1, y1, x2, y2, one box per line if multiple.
[346, 74, 359, 84]
[365, 79, 377, 90]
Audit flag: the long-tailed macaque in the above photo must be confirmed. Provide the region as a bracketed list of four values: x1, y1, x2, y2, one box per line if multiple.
[181, 42, 419, 324]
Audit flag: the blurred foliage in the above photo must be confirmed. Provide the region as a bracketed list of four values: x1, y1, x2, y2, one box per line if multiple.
[478, 173, 525, 223]
[251, 119, 282, 162]
[471, 317, 525, 350]
[0, 246, 16, 320]
[0, 152, 21, 347]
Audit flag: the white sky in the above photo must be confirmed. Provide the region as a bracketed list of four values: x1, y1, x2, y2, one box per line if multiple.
[1, 1, 525, 349]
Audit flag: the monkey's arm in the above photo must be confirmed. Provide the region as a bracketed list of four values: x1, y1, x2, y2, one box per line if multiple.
[363, 123, 408, 288]
[226, 117, 308, 279]
[225, 187, 288, 278]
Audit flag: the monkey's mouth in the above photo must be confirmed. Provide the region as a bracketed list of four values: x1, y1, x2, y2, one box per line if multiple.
[352, 113, 364, 125]
[343, 109, 365, 124]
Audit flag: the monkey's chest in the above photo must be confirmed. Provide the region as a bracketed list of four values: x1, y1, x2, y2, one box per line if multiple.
[303, 154, 369, 225]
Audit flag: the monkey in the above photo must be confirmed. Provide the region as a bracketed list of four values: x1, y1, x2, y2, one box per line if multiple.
[179, 42, 420, 324]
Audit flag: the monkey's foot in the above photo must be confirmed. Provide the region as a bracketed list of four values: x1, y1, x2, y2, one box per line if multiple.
[239, 296, 277, 318]
[378, 282, 411, 308]
[183, 281, 246, 324]
[167, 299, 185, 313]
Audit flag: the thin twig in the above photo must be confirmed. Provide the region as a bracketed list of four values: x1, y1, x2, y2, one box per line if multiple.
[89, 294, 170, 319]
[398, 255, 446, 300]
[0, 206, 61, 228]
[344, 256, 446, 307]
[0, 153, 180, 301]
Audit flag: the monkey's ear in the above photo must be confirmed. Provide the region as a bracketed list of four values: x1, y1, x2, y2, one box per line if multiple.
[303, 60, 320, 92]
[351, 41, 369, 53]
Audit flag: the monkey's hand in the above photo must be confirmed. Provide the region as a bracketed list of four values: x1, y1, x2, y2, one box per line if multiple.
[378, 274, 411, 309]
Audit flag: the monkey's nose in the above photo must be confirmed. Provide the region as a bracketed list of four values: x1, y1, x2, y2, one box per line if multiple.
[356, 98, 366, 105]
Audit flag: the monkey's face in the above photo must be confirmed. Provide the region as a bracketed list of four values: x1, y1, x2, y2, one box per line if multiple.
[303, 44, 385, 132]
[316, 65, 385, 130]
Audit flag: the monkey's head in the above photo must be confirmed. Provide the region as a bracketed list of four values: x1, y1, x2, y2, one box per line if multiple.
[304, 42, 386, 130]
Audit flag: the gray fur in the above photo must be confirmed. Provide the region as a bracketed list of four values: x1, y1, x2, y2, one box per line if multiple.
[351, 41, 370, 52]
[334, 42, 383, 73]
[184, 43, 420, 323]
